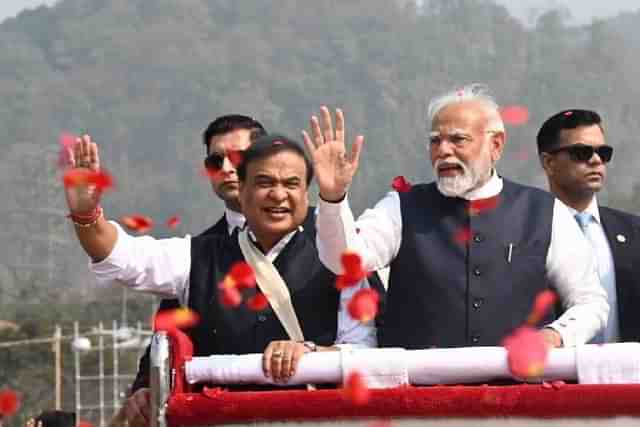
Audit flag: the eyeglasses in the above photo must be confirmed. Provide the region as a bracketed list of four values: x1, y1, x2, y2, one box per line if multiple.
[204, 150, 246, 171]
[546, 144, 613, 163]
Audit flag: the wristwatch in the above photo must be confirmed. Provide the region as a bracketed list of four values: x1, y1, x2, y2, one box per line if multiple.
[301, 341, 317, 352]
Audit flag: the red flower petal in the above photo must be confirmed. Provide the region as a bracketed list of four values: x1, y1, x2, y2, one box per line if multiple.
[347, 289, 379, 323]
[502, 326, 549, 381]
[201, 165, 224, 182]
[343, 372, 370, 406]
[468, 196, 500, 216]
[527, 290, 557, 326]
[228, 261, 256, 290]
[227, 150, 244, 168]
[0, 388, 20, 417]
[78, 420, 94, 427]
[563, 111, 573, 117]
[454, 226, 472, 245]
[58, 132, 77, 168]
[154, 308, 200, 332]
[89, 169, 115, 191]
[120, 214, 154, 233]
[62, 168, 115, 192]
[551, 380, 566, 389]
[247, 293, 269, 311]
[500, 105, 530, 126]
[391, 176, 412, 193]
[219, 284, 242, 308]
[63, 168, 91, 188]
[337, 251, 368, 289]
[166, 215, 181, 229]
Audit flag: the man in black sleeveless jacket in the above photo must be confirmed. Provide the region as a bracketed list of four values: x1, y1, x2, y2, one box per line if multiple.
[306, 84, 608, 350]
[63, 132, 383, 426]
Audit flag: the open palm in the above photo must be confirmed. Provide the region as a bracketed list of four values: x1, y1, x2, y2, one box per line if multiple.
[302, 107, 364, 202]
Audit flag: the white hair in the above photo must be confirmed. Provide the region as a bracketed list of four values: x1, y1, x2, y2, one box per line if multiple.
[427, 83, 505, 132]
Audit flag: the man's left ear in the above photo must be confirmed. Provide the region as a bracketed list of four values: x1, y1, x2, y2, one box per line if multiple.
[490, 131, 506, 162]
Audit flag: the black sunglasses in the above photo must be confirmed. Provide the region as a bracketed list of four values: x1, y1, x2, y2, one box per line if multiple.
[547, 144, 613, 163]
[204, 150, 245, 171]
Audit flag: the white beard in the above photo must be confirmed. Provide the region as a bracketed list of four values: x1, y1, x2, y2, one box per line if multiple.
[435, 157, 492, 197]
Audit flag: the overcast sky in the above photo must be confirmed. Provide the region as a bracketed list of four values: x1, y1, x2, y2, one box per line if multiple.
[0, 0, 639, 25]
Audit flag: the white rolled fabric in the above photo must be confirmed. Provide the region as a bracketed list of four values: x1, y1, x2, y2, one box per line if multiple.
[577, 343, 640, 384]
[184, 344, 640, 387]
[186, 352, 343, 386]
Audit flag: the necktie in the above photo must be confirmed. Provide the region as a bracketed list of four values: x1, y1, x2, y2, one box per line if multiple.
[574, 212, 618, 343]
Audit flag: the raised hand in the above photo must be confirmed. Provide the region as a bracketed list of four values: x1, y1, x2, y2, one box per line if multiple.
[302, 106, 363, 202]
[64, 134, 103, 215]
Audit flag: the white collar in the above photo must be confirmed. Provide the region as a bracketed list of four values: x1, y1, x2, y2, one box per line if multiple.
[566, 196, 601, 224]
[224, 208, 246, 236]
[247, 225, 305, 262]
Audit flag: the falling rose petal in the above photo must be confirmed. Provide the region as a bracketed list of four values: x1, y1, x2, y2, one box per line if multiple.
[63, 168, 91, 188]
[120, 215, 154, 233]
[166, 215, 181, 229]
[502, 326, 549, 381]
[154, 307, 200, 331]
[347, 288, 380, 323]
[335, 275, 351, 291]
[58, 132, 77, 168]
[247, 293, 269, 311]
[219, 284, 242, 308]
[90, 170, 115, 191]
[201, 165, 224, 183]
[227, 150, 244, 168]
[337, 251, 368, 289]
[0, 388, 20, 417]
[500, 105, 530, 126]
[454, 226, 472, 246]
[468, 196, 500, 216]
[391, 176, 412, 193]
[62, 168, 115, 192]
[228, 261, 256, 290]
[527, 290, 557, 326]
[563, 111, 573, 117]
[343, 372, 370, 406]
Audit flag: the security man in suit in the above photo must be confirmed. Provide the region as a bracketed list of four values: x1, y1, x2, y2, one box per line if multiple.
[538, 108, 640, 343]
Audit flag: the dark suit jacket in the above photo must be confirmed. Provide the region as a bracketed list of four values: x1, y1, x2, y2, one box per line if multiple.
[129, 215, 229, 394]
[599, 205, 640, 342]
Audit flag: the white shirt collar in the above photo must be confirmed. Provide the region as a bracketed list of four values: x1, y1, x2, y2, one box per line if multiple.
[566, 196, 601, 224]
[247, 225, 305, 262]
[225, 208, 246, 236]
[458, 169, 503, 200]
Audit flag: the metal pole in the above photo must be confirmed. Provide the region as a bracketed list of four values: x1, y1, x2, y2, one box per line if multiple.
[99, 322, 105, 427]
[113, 320, 119, 418]
[74, 321, 81, 427]
[54, 325, 62, 410]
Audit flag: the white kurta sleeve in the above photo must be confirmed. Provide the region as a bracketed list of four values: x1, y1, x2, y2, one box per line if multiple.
[89, 221, 192, 304]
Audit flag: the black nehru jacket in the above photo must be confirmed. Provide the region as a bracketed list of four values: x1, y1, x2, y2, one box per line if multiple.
[130, 216, 230, 394]
[132, 209, 386, 392]
[379, 179, 556, 349]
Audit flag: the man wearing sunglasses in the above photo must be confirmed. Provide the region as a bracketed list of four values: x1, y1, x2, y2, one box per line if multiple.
[122, 114, 267, 427]
[538, 109, 640, 343]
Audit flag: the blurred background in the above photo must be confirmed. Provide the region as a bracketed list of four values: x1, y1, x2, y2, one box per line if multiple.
[2, 0, 640, 425]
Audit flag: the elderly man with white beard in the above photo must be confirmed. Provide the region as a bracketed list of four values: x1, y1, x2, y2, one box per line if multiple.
[304, 83, 609, 350]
